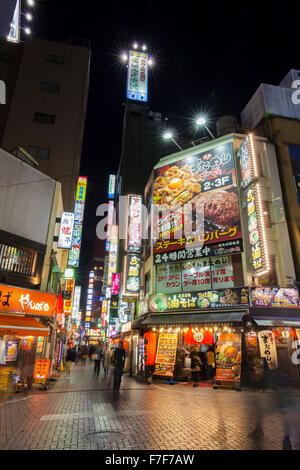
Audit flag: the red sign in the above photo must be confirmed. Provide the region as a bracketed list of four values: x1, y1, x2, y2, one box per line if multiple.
[184, 330, 214, 345]
[144, 332, 157, 366]
[0, 284, 55, 316]
[34, 359, 50, 380]
[111, 273, 120, 295]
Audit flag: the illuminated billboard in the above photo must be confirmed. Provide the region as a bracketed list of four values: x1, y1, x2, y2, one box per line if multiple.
[58, 212, 74, 249]
[128, 195, 142, 253]
[68, 176, 87, 267]
[153, 141, 242, 255]
[126, 50, 148, 102]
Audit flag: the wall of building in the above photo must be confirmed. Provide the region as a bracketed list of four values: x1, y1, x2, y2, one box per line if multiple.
[0, 37, 90, 211]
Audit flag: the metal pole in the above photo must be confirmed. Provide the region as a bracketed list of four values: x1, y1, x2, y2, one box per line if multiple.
[204, 125, 216, 140]
[171, 137, 183, 151]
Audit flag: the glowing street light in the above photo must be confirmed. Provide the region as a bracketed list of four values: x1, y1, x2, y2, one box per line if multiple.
[148, 57, 153, 66]
[24, 27, 31, 35]
[196, 116, 215, 139]
[142, 44, 147, 51]
[163, 131, 183, 151]
[133, 42, 138, 49]
[121, 52, 128, 62]
[27, 0, 35, 5]
[26, 13, 33, 21]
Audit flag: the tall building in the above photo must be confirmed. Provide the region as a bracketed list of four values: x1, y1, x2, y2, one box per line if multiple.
[0, 36, 90, 211]
[241, 69, 300, 280]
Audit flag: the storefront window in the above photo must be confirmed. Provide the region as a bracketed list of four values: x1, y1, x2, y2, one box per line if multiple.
[0, 243, 37, 276]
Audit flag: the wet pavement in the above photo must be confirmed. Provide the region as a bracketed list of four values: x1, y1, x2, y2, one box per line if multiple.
[0, 361, 300, 450]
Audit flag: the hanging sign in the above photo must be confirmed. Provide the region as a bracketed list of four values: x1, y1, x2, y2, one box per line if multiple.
[58, 212, 75, 249]
[258, 330, 278, 370]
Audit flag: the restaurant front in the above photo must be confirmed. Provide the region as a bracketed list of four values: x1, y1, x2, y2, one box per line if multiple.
[0, 284, 54, 397]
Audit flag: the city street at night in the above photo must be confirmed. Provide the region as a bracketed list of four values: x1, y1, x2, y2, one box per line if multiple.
[1, 0, 300, 458]
[1, 363, 300, 451]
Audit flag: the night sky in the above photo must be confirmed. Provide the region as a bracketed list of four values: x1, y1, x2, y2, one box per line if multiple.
[34, 0, 299, 284]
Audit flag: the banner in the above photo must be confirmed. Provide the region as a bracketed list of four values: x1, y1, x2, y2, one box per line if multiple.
[258, 330, 278, 370]
[0, 284, 55, 316]
[154, 333, 178, 376]
[215, 332, 242, 382]
[57, 212, 74, 249]
[127, 50, 148, 102]
[153, 142, 242, 253]
[148, 287, 250, 313]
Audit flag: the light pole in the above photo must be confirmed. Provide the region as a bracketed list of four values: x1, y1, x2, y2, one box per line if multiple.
[196, 116, 216, 140]
[163, 132, 183, 151]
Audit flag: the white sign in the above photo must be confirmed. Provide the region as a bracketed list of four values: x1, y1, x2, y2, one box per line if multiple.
[127, 50, 148, 102]
[258, 330, 278, 370]
[128, 195, 142, 253]
[58, 212, 75, 249]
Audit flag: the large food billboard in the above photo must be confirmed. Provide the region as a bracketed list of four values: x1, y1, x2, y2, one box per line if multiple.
[153, 142, 242, 257]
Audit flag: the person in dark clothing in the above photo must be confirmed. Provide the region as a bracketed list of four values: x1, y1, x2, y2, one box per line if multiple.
[191, 349, 202, 387]
[113, 342, 126, 391]
[93, 343, 103, 378]
[65, 346, 76, 379]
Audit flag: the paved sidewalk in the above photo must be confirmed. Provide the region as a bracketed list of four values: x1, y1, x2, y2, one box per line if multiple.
[0, 362, 300, 450]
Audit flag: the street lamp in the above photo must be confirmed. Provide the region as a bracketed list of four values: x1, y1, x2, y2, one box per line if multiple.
[196, 116, 215, 139]
[163, 132, 183, 151]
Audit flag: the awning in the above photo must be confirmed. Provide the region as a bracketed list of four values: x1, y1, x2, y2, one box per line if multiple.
[0, 315, 49, 337]
[250, 307, 300, 327]
[141, 311, 247, 327]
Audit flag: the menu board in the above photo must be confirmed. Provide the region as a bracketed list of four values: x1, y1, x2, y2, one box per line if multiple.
[5, 339, 18, 362]
[215, 332, 242, 382]
[246, 186, 263, 271]
[245, 332, 264, 382]
[153, 142, 242, 253]
[154, 333, 178, 376]
[251, 287, 299, 308]
[33, 359, 50, 382]
[149, 288, 250, 313]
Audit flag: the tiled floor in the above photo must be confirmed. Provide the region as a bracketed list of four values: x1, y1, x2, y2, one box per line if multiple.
[0, 361, 299, 450]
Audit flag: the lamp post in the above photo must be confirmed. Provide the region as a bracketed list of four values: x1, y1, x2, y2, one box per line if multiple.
[196, 117, 216, 140]
[163, 132, 183, 151]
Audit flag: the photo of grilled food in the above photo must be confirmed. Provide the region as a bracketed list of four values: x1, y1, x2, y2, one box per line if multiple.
[154, 163, 240, 231]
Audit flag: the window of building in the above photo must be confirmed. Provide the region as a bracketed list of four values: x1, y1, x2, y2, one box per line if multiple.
[45, 54, 65, 65]
[34, 113, 56, 125]
[27, 146, 51, 160]
[0, 243, 38, 276]
[0, 53, 13, 63]
[40, 82, 61, 94]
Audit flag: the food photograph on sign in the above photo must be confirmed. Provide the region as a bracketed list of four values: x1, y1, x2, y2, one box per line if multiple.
[153, 142, 242, 254]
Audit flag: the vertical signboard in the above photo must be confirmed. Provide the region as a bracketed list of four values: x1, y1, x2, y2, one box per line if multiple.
[6, 0, 20, 43]
[126, 50, 148, 102]
[128, 195, 142, 253]
[106, 200, 114, 252]
[125, 254, 141, 294]
[58, 212, 75, 249]
[108, 175, 116, 199]
[237, 136, 254, 188]
[107, 225, 118, 287]
[246, 185, 263, 271]
[64, 279, 75, 315]
[258, 330, 278, 370]
[215, 332, 242, 383]
[71, 286, 81, 320]
[111, 273, 120, 295]
[68, 176, 87, 267]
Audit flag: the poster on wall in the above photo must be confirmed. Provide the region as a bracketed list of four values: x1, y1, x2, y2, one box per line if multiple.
[153, 142, 242, 254]
[181, 259, 211, 292]
[156, 263, 182, 293]
[215, 332, 242, 382]
[154, 333, 178, 376]
[258, 330, 278, 370]
[251, 287, 299, 308]
[5, 339, 18, 362]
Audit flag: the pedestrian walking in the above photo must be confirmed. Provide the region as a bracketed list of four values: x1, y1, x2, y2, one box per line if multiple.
[113, 342, 126, 391]
[102, 344, 110, 376]
[206, 346, 216, 381]
[80, 343, 89, 367]
[191, 348, 202, 387]
[64, 346, 76, 379]
[92, 343, 104, 378]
